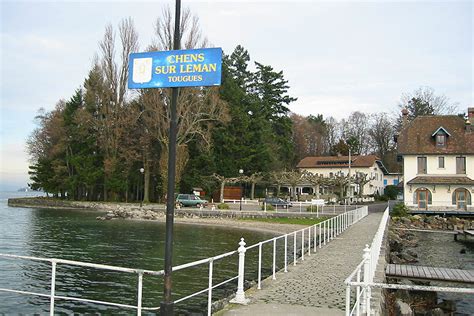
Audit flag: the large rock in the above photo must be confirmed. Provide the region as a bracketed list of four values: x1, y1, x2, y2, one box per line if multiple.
[395, 299, 413, 316]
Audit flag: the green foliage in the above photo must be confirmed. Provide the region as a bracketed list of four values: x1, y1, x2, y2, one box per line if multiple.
[391, 203, 409, 217]
[262, 204, 275, 211]
[384, 185, 399, 200]
[217, 203, 230, 210]
[27, 44, 298, 203]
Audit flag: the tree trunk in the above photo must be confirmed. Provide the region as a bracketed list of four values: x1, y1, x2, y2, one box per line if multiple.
[251, 182, 256, 200]
[220, 180, 226, 202]
[143, 160, 151, 203]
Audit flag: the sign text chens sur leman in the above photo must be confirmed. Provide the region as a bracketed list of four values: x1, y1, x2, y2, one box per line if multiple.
[128, 47, 222, 89]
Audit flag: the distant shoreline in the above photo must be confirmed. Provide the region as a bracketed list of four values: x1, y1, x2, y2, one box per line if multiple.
[7, 197, 309, 236]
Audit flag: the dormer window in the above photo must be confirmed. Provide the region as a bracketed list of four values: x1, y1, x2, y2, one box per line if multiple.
[431, 126, 450, 148]
[436, 134, 446, 147]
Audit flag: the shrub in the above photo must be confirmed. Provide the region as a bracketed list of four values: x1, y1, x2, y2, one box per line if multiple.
[391, 203, 409, 217]
[217, 203, 230, 210]
[306, 205, 322, 212]
[262, 204, 275, 211]
[384, 185, 399, 200]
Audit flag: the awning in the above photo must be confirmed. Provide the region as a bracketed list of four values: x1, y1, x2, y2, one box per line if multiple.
[406, 176, 474, 185]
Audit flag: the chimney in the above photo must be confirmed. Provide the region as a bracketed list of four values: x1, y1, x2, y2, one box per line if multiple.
[401, 108, 409, 126]
[467, 107, 474, 132]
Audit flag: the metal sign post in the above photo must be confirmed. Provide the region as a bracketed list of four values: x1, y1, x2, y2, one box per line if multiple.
[128, 1, 221, 314]
[160, 2, 180, 314]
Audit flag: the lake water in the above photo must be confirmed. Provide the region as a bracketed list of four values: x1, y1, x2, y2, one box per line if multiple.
[411, 231, 474, 315]
[0, 192, 281, 315]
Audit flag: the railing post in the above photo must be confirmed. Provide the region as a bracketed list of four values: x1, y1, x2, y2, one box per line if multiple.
[301, 230, 305, 261]
[231, 238, 249, 305]
[319, 223, 322, 248]
[345, 284, 351, 316]
[314, 225, 317, 252]
[284, 234, 288, 272]
[362, 244, 371, 315]
[137, 271, 143, 316]
[293, 232, 297, 265]
[258, 242, 262, 289]
[272, 238, 276, 280]
[308, 227, 311, 256]
[356, 269, 361, 316]
[323, 221, 326, 245]
[207, 259, 214, 316]
[50, 260, 57, 316]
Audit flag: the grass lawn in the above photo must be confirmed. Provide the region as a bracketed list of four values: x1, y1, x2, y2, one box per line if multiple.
[238, 216, 330, 226]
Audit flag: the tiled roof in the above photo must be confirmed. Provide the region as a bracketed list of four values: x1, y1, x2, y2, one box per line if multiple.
[397, 115, 474, 155]
[296, 154, 381, 169]
[406, 176, 474, 185]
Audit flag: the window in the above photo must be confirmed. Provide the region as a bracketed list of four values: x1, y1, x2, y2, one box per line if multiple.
[438, 157, 445, 168]
[456, 157, 466, 174]
[417, 157, 427, 174]
[452, 188, 471, 209]
[413, 188, 432, 209]
[383, 179, 387, 186]
[436, 134, 446, 147]
[394, 179, 399, 185]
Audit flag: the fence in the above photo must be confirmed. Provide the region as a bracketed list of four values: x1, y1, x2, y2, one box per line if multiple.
[344, 206, 474, 316]
[344, 206, 389, 316]
[1, 206, 369, 315]
[223, 198, 359, 215]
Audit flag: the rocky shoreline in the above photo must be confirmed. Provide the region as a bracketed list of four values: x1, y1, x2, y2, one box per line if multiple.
[387, 215, 473, 315]
[7, 197, 310, 236]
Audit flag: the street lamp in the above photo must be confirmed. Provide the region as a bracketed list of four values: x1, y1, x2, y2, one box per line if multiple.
[239, 169, 244, 211]
[139, 167, 145, 207]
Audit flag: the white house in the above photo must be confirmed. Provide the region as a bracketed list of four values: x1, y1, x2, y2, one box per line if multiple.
[296, 154, 388, 198]
[397, 108, 474, 210]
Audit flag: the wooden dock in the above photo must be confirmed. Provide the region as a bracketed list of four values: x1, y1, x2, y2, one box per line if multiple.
[386, 264, 474, 284]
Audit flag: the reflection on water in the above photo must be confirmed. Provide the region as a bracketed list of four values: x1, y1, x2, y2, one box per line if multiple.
[0, 192, 288, 314]
[411, 231, 474, 315]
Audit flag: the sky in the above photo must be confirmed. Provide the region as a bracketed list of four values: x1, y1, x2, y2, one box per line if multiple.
[0, 0, 472, 190]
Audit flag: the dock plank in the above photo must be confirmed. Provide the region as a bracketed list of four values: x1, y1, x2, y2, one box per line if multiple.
[386, 264, 474, 284]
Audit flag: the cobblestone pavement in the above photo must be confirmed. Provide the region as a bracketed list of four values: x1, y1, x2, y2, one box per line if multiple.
[221, 210, 384, 315]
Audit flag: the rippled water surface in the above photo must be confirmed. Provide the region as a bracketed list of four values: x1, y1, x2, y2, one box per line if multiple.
[411, 231, 474, 315]
[0, 192, 281, 315]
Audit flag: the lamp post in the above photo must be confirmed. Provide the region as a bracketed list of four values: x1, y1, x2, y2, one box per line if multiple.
[139, 168, 145, 207]
[239, 169, 244, 211]
[348, 148, 351, 206]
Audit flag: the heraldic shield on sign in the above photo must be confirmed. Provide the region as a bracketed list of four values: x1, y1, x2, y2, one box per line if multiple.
[132, 57, 153, 84]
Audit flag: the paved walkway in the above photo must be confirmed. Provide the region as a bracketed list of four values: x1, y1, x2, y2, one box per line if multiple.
[220, 211, 384, 316]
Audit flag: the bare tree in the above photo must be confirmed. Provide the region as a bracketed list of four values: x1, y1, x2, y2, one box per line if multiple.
[395, 86, 459, 128]
[325, 116, 339, 155]
[302, 171, 325, 199]
[211, 173, 246, 202]
[344, 111, 371, 155]
[352, 172, 373, 197]
[141, 8, 228, 196]
[368, 112, 395, 160]
[247, 172, 263, 200]
[94, 17, 139, 200]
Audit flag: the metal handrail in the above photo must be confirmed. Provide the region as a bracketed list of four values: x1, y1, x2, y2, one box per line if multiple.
[1, 206, 369, 315]
[344, 205, 390, 316]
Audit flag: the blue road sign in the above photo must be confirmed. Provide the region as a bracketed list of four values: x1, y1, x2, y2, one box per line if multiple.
[128, 47, 222, 89]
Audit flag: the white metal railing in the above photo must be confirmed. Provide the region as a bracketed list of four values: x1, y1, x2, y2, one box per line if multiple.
[345, 206, 389, 316]
[1, 206, 369, 315]
[345, 205, 474, 316]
